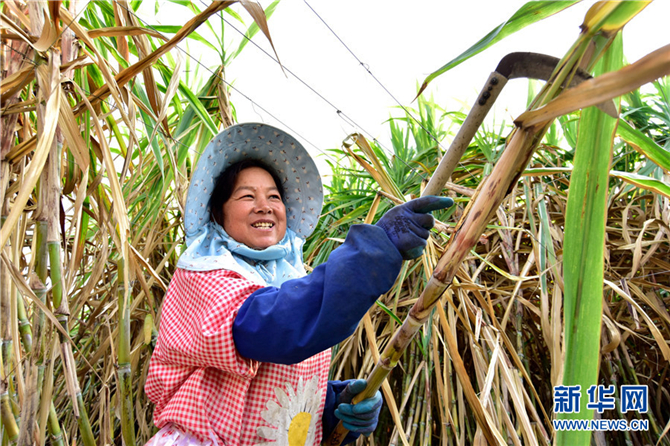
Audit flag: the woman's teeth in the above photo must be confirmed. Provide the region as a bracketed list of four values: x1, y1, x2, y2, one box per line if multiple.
[252, 222, 274, 228]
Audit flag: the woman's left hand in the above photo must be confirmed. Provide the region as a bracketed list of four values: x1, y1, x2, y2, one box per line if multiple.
[334, 379, 383, 435]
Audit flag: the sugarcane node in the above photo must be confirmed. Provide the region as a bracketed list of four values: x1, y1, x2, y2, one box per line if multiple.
[432, 263, 453, 283]
[378, 356, 393, 370]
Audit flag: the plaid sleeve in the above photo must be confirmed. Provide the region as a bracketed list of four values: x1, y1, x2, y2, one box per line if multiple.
[154, 268, 263, 377]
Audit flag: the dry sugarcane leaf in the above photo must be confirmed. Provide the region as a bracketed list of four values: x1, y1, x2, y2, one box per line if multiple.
[128, 244, 167, 292]
[118, 0, 165, 135]
[60, 342, 80, 417]
[629, 218, 654, 278]
[112, 1, 130, 63]
[69, 72, 130, 259]
[0, 64, 33, 104]
[69, 1, 234, 115]
[58, 97, 90, 172]
[0, 65, 59, 248]
[0, 12, 35, 48]
[362, 315, 409, 446]
[436, 304, 507, 446]
[32, 5, 58, 52]
[66, 166, 90, 289]
[492, 340, 538, 446]
[59, 7, 135, 136]
[87, 26, 168, 40]
[148, 53, 183, 144]
[49, 0, 61, 34]
[626, 281, 670, 327]
[604, 279, 670, 361]
[516, 43, 670, 129]
[479, 336, 500, 410]
[658, 418, 670, 446]
[3, 0, 31, 29]
[601, 315, 621, 354]
[239, 0, 284, 75]
[343, 134, 402, 200]
[1, 252, 72, 342]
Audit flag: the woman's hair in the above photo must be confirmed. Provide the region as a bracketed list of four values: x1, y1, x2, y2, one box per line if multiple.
[209, 158, 285, 226]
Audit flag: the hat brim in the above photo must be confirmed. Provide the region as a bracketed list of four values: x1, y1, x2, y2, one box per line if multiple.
[184, 123, 323, 242]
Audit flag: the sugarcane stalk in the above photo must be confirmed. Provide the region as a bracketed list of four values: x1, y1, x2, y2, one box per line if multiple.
[0, 218, 19, 445]
[423, 344, 432, 446]
[327, 13, 643, 442]
[326, 120, 551, 446]
[117, 257, 137, 445]
[410, 370, 425, 445]
[0, 356, 19, 445]
[46, 152, 84, 443]
[16, 5, 57, 441]
[47, 403, 65, 446]
[47, 191, 95, 446]
[404, 374, 419, 444]
[15, 297, 31, 355]
[31, 219, 49, 392]
[28, 16, 95, 440]
[0, 221, 13, 393]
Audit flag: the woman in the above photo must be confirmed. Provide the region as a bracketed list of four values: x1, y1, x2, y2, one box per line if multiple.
[145, 123, 453, 446]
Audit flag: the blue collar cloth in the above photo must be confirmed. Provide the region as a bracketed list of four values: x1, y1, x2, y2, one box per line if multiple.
[177, 221, 306, 287]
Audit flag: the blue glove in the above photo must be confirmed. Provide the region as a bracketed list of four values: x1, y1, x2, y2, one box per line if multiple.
[376, 196, 454, 260]
[334, 379, 383, 435]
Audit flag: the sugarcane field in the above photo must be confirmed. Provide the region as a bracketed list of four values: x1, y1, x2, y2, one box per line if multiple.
[2, 0, 670, 445]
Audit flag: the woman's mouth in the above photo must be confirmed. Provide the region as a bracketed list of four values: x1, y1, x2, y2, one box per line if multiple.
[252, 221, 274, 229]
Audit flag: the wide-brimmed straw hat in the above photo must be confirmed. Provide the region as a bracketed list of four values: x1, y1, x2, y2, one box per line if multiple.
[184, 123, 323, 243]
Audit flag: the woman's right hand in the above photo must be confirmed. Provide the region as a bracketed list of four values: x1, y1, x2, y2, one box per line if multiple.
[375, 196, 454, 260]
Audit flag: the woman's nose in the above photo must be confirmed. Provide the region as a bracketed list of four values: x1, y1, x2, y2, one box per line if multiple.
[254, 198, 272, 213]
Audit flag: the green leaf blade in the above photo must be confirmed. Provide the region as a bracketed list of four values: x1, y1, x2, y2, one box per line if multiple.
[417, 1, 580, 97]
[617, 118, 670, 172]
[558, 33, 623, 446]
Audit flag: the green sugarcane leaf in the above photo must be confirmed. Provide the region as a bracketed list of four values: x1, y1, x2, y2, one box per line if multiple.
[171, 77, 219, 161]
[524, 166, 669, 198]
[134, 88, 164, 176]
[582, 1, 650, 34]
[617, 118, 670, 172]
[610, 170, 670, 199]
[558, 33, 623, 446]
[374, 300, 403, 325]
[416, 1, 579, 97]
[151, 25, 220, 53]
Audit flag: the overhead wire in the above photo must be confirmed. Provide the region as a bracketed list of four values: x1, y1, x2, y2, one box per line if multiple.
[302, 0, 480, 183]
[121, 0, 385, 170]
[0, 6, 588, 263]
[112, 1, 325, 162]
[194, 0, 431, 183]
[5, 4, 666, 286]
[2, 64, 666, 287]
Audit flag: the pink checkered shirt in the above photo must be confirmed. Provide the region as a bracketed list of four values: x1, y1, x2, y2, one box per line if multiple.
[145, 268, 331, 445]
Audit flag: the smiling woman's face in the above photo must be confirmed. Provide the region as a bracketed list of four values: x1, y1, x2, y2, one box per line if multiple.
[222, 166, 287, 250]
